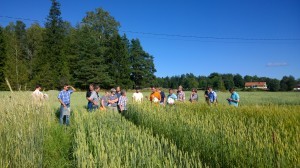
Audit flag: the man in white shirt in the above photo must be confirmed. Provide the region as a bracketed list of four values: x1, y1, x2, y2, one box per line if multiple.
[132, 88, 143, 103]
[32, 85, 45, 101]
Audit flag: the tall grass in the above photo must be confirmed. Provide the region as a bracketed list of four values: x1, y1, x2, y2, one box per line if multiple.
[73, 110, 206, 167]
[0, 92, 73, 167]
[1, 91, 299, 167]
[125, 102, 300, 167]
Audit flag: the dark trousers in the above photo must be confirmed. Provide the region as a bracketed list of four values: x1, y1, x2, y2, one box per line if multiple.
[87, 102, 93, 112]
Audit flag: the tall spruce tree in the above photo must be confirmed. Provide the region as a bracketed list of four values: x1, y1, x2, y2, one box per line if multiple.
[70, 8, 120, 89]
[71, 26, 111, 89]
[105, 34, 132, 88]
[130, 39, 156, 88]
[34, 0, 69, 89]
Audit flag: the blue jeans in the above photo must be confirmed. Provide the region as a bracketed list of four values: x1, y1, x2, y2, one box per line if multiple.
[87, 102, 93, 112]
[60, 104, 70, 125]
[93, 105, 99, 111]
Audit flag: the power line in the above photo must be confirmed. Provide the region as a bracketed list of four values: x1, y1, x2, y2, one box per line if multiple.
[1, 15, 300, 41]
[120, 30, 300, 41]
[0, 15, 42, 23]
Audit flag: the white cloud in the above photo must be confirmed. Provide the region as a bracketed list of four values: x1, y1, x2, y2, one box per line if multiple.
[266, 62, 288, 67]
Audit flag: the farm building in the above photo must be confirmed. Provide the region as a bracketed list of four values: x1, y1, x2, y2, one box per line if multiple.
[245, 82, 268, 90]
[294, 84, 300, 91]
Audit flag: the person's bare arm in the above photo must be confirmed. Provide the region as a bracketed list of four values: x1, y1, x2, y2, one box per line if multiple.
[69, 85, 76, 92]
[88, 96, 93, 101]
[58, 99, 66, 108]
[101, 99, 106, 108]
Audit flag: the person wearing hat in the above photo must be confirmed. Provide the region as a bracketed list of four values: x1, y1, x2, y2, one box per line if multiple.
[107, 88, 119, 112]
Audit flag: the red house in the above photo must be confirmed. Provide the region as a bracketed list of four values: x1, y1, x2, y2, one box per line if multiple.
[245, 82, 267, 90]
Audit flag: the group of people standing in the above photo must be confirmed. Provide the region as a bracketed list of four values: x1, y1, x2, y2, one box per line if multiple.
[86, 84, 128, 113]
[149, 85, 240, 107]
[32, 84, 240, 126]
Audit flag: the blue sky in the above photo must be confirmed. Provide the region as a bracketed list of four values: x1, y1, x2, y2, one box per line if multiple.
[1, 0, 299, 79]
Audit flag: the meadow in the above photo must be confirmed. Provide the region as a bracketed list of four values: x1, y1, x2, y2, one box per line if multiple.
[0, 90, 299, 167]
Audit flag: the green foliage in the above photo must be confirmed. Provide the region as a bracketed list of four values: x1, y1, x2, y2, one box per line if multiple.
[268, 78, 280, 91]
[82, 8, 120, 36]
[69, 25, 111, 89]
[233, 74, 244, 88]
[222, 73, 235, 90]
[156, 73, 292, 92]
[105, 34, 133, 88]
[130, 39, 156, 88]
[211, 75, 226, 91]
[0, 26, 7, 90]
[0, 4, 156, 91]
[198, 76, 208, 89]
[280, 75, 296, 91]
[26, 23, 44, 87]
[34, 0, 69, 90]
[3, 22, 29, 90]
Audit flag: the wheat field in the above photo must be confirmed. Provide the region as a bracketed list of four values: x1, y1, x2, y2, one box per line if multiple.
[0, 90, 299, 167]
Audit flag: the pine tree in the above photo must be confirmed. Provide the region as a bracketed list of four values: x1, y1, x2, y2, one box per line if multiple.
[71, 26, 111, 89]
[105, 34, 132, 88]
[34, 0, 69, 90]
[69, 8, 121, 89]
[130, 39, 156, 88]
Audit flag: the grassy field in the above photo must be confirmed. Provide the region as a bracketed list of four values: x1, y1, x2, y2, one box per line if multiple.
[0, 90, 299, 167]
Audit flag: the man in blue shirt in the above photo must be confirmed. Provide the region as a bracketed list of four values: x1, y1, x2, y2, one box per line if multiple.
[227, 88, 240, 107]
[58, 84, 76, 125]
[208, 87, 217, 105]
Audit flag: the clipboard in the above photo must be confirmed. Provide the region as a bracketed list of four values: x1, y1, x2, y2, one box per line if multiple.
[63, 107, 71, 116]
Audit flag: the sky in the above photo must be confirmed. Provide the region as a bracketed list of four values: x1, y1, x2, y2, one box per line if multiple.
[1, 0, 300, 79]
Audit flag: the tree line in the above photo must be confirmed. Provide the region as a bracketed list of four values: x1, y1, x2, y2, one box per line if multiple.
[155, 73, 299, 91]
[0, 0, 156, 91]
[0, 0, 298, 92]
